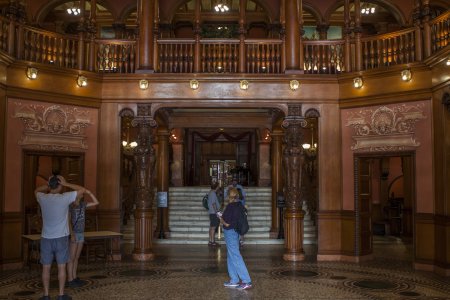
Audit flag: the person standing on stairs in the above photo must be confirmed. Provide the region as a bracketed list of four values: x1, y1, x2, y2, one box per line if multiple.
[207, 181, 221, 247]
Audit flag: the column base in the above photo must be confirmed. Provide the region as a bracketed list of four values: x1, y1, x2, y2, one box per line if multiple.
[132, 252, 155, 261]
[283, 252, 305, 261]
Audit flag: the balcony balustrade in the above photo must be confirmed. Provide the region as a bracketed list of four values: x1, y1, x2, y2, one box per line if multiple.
[0, 11, 447, 75]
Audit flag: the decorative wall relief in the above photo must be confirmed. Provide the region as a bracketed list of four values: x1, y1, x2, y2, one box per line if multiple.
[346, 104, 426, 151]
[13, 103, 92, 151]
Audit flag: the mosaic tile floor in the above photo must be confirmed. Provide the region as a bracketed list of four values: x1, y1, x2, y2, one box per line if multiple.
[1, 237, 449, 300]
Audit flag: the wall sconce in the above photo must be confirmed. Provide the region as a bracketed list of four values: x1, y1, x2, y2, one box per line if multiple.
[77, 75, 87, 87]
[139, 79, 149, 90]
[290, 80, 299, 91]
[401, 69, 412, 81]
[353, 77, 363, 89]
[190, 79, 199, 90]
[446, 58, 450, 66]
[26, 67, 38, 79]
[240, 80, 249, 90]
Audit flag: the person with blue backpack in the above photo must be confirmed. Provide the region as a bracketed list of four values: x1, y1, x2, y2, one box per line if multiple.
[218, 187, 252, 290]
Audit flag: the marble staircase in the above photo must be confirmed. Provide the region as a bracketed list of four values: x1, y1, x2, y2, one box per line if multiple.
[121, 186, 317, 246]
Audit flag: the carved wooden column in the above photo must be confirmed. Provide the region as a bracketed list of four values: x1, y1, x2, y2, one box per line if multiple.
[155, 126, 170, 238]
[77, 0, 86, 70]
[132, 104, 157, 261]
[282, 105, 307, 261]
[87, 0, 97, 71]
[193, 0, 201, 72]
[238, 0, 247, 73]
[412, 0, 423, 61]
[137, 0, 155, 72]
[270, 123, 284, 238]
[284, 0, 300, 73]
[343, 0, 351, 72]
[421, 0, 432, 58]
[354, 0, 362, 72]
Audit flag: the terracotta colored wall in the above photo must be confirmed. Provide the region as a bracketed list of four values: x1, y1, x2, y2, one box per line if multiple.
[4, 98, 99, 212]
[341, 100, 433, 213]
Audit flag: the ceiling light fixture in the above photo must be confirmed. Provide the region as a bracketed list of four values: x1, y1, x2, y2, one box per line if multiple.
[190, 79, 199, 90]
[214, 1, 230, 13]
[139, 79, 149, 90]
[353, 77, 363, 89]
[26, 67, 38, 79]
[77, 75, 87, 87]
[240, 80, 249, 90]
[290, 80, 299, 91]
[401, 69, 412, 82]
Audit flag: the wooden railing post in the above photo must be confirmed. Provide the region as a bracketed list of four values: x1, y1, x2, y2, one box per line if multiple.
[298, 0, 304, 71]
[87, 0, 97, 71]
[343, 0, 351, 72]
[421, 2, 432, 58]
[193, 0, 201, 72]
[7, 19, 15, 56]
[354, 0, 362, 71]
[238, 0, 246, 73]
[77, 31, 86, 70]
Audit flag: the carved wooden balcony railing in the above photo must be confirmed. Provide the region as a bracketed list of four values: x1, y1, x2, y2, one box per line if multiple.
[430, 11, 450, 55]
[158, 39, 195, 73]
[95, 39, 136, 73]
[303, 40, 345, 74]
[361, 28, 417, 69]
[22, 25, 79, 68]
[246, 39, 283, 73]
[0, 12, 448, 75]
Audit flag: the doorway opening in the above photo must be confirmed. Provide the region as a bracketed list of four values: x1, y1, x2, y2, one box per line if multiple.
[355, 153, 414, 261]
[22, 151, 84, 234]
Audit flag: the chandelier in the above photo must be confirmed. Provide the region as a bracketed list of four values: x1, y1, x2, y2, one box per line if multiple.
[361, 3, 376, 15]
[302, 125, 317, 159]
[214, 1, 230, 13]
[121, 117, 138, 154]
[67, 2, 81, 15]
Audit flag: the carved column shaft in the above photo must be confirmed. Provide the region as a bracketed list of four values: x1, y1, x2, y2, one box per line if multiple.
[270, 128, 283, 238]
[132, 106, 157, 261]
[155, 127, 170, 237]
[138, 0, 155, 71]
[284, 0, 300, 72]
[282, 105, 306, 261]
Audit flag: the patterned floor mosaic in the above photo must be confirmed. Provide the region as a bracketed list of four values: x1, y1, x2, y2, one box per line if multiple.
[1, 237, 449, 300]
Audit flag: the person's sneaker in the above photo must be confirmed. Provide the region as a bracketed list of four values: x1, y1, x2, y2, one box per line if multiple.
[73, 277, 87, 286]
[67, 280, 83, 288]
[223, 281, 240, 288]
[56, 295, 72, 300]
[237, 282, 252, 290]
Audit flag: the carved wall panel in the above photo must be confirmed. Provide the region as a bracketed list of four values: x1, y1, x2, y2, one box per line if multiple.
[346, 104, 426, 152]
[13, 103, 92, 151]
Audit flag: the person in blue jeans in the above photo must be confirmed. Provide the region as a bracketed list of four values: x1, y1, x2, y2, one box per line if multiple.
[218, 187, 252, 290]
